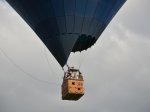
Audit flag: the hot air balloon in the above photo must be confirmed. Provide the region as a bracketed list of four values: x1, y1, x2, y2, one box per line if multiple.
[6, 0, 126, 100]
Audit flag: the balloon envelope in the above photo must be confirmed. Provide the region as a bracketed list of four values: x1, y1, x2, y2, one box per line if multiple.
[6, 0, 126, 67]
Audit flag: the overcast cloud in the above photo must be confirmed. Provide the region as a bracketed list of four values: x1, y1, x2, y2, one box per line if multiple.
[0, 0, 150, 112]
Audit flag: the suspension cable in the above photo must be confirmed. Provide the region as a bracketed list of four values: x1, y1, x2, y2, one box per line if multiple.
[0, 47, 60, 86]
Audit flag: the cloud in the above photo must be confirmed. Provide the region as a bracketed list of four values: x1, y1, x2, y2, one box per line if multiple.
[116, 0, 150, 37]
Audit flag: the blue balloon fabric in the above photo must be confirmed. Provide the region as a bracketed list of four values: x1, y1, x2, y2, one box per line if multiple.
[6, 0, 126, 67]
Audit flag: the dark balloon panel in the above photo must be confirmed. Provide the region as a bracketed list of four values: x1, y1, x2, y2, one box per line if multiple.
[6, 0, 126, 67]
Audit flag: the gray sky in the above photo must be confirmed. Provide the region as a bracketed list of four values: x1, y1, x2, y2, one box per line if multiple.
[0, 0, 150, 112]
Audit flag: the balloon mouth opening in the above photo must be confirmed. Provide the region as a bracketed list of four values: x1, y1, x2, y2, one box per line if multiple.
[52, 33, 97, 52]
[72, 34, 97, 52]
